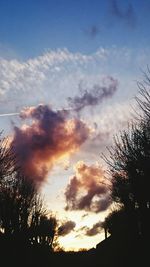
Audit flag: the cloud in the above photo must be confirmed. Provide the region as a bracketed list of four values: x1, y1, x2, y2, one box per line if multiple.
[58, 220, 76, 236]
[65, 161, 111, 213]
[81, 221, 102, 236]
[11, 104, 90, 186]
[0, 49, 93, 113]
[109, 0, 136, 28]
[67, 76, 118, 112]
[0, 46, 148, 117]
[85, 25, 100, 38]
[0, 112, 19, 117]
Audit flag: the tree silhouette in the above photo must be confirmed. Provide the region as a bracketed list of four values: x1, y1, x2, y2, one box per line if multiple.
[0, 134, 16, 180]
[0, 135, 18, 236]
[103, 73, 150, 242]
[103, 206, 138, 239]
[29, 213, 57, 249]
[0, 134, 58, 251]
[104, 120, 150, 241]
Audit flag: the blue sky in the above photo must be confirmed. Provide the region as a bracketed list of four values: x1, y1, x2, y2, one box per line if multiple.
[0, 0, 150, 58]
[0, 0, 150, 251]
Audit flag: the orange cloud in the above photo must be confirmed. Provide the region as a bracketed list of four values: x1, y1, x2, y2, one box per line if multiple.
[12, 105, 90, 186]
[65, 161, 111, 213]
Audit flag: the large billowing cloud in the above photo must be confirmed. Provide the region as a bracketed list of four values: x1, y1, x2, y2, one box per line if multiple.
[11, 104, 90, 186]
[67, 76, 118, 112]
[58, 220, 76, 236]
[65, 161, 111, 213]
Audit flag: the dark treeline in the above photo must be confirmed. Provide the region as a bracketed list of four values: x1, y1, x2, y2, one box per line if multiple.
[98, 73, 150, 266]
[1, 73, 150, 267]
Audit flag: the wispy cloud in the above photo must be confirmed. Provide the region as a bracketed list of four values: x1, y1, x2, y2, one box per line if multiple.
[0, 112, 19, 117]
[0, 46, 148, 116]
[109, 0, 137, 28]
[0, 49, 93, 113]
[85, 25, 100, 39]
[68, 76, 118, 112]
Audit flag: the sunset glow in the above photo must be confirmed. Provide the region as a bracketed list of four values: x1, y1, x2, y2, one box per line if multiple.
[0, 0, 150, 252]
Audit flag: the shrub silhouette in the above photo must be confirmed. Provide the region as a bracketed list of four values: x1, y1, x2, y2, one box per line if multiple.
[0, 134, 58, 252]
[102, 73, 150, 267]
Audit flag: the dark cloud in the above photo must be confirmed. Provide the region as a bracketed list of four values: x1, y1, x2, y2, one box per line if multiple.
[110, 0, 136, 28]
[85, 25, 100, 38]
[11, 104, 90, 187]
[65, 161, 111, 213]
[67, 76, 118, 112]
[83, 221, 102, 236]
[58, 220, 76, 236]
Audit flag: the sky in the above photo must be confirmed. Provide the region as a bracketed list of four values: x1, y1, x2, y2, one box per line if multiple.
[0, 0, 150, 251]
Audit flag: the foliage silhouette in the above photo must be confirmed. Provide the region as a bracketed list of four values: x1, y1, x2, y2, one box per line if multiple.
[0, 134, 58, 253]
[101, 72, 150, 266]
[103, 77, 150, 241]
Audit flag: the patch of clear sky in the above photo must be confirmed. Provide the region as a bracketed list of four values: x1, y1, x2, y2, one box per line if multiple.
[0, 0, 149, 59]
